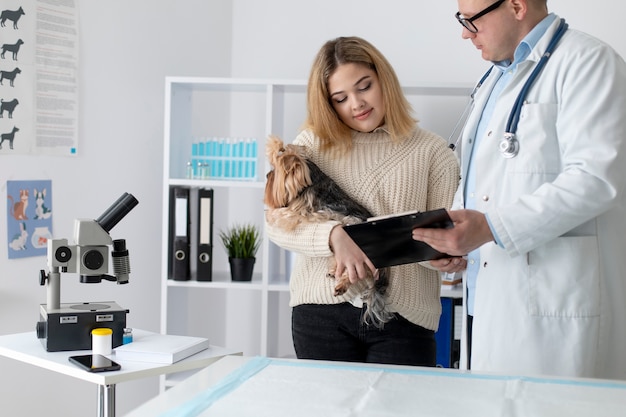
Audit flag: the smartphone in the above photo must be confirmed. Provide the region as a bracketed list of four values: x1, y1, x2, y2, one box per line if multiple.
[69, 354, 121, 372]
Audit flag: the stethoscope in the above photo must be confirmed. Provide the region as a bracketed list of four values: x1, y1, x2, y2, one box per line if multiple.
[449, 18, 568, 158]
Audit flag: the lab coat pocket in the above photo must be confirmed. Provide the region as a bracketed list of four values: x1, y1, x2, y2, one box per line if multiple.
[527, 236, 600, 317]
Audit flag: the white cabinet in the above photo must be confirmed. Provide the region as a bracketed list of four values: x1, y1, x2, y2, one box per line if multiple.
[160, 77, 472, 361]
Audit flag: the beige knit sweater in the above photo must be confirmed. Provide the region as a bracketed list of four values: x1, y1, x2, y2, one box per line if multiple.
[265, 125, 460, 331]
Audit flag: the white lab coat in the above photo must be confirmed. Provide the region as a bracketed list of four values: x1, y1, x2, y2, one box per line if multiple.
[455, 16, 626, 379]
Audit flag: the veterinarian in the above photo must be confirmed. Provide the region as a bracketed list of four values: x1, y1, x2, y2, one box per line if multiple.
[413, 0, 626, 379]
[266, 36, 460, 366]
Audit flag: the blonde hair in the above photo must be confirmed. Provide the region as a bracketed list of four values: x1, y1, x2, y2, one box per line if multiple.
[304, 36, 416, 153]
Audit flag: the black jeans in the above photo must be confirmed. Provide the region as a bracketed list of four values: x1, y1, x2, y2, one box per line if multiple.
[292, 303, 436, 366]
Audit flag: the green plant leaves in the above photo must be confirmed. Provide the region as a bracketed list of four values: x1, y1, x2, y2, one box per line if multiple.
[219, 223, 260, 259]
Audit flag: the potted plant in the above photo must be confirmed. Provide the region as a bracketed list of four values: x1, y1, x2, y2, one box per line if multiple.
[219, 223, 261, 281]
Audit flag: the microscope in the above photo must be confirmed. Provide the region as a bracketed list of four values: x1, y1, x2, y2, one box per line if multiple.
[36, 192, 139, 352]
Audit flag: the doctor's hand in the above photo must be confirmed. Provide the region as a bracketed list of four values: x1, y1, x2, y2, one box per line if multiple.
[412, 209, 494, 256]
[329, 225, 377, 284]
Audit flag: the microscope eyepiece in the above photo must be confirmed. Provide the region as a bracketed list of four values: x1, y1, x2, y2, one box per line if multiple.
[95, 192, 139, 233]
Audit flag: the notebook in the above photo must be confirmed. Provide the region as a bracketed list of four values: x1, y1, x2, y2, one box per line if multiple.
[114, 332, 209, 364]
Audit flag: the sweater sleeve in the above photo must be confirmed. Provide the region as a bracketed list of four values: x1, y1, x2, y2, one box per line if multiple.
[426, 136, 461, 212]
[265, 219, 339, 258]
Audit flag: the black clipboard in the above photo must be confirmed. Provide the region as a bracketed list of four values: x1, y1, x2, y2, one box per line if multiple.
[343, 208, 453, 268]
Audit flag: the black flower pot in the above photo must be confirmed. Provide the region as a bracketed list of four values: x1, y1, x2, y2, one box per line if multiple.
[228, 257, 255, 282]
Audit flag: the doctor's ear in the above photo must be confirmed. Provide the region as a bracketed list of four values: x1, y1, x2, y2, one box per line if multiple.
[508, 0, 528, 20]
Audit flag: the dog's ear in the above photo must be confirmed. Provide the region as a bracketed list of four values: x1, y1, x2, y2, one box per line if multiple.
[265, 154, 297, 209]
[264, 169, 279, 208]
[265, 135, 288, 208]
[266, 135, 285, 167]
[264, 152, 311, 209]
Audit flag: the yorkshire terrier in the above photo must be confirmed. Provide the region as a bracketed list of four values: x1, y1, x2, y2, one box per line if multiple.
[264, 135, 392, 327]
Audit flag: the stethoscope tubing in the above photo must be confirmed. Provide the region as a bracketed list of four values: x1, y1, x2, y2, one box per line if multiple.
[451, 18, 569, 157]
[506, 18, 568, 136]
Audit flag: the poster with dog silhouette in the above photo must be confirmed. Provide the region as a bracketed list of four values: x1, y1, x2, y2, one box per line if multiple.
[0, 1, 78, 155]
[6, 179, 52, 259]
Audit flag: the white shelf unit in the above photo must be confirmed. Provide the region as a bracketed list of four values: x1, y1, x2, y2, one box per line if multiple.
[161, 77, 307, 361]
[160, 77, 473, 362]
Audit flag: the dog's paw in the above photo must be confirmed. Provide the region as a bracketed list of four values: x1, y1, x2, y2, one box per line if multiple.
[333, 274, 350, 296]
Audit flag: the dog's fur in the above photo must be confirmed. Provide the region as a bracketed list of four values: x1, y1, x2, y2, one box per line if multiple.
[264, 135, 393, 327]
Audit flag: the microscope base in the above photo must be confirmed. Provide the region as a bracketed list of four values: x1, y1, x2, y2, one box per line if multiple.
[36, 301, 129, 352]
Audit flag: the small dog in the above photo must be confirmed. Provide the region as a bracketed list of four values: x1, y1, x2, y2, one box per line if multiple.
[0, 7, 25, 30]
[0, 126, 19, 149]
[0, 98, 19, 118]
[1, 39, 24, 60]
[0, 67, 21, 87]
[264, 135, 393, 327]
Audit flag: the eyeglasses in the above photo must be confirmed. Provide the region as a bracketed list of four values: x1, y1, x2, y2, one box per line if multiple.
[455, 0, 506, 33]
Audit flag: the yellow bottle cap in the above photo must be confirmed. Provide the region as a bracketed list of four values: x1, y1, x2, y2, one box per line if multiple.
[91, 328, 113, 336]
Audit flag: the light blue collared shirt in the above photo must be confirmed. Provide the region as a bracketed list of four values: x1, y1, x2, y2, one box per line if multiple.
[464, 14, 557, 315]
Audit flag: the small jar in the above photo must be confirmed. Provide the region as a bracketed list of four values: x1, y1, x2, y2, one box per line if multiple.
[91, 328, 113, 355]
[122, 328, 133, 344]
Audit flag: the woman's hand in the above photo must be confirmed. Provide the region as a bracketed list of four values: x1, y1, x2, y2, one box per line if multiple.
[429, 257, 467, 273]
[329, 225, 376, 284]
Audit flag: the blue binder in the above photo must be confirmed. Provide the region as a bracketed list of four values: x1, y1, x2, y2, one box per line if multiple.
[435, 296, 462, 368]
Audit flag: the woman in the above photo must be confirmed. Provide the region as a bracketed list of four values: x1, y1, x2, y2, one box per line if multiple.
[266, 36, 459, 366]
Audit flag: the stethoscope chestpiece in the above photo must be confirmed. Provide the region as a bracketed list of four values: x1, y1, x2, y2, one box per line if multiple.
[499, 132, 520, 159]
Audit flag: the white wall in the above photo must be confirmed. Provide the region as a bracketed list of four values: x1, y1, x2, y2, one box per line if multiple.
[230, 0, 626, 85]
[0, 1, 232, 416]
[0, 1, 623, 416]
